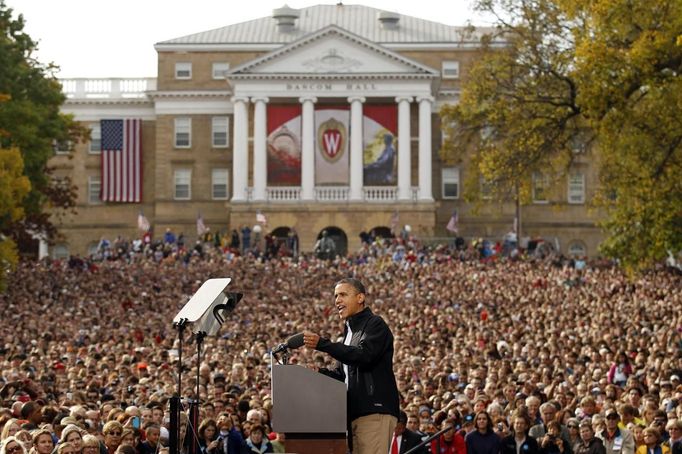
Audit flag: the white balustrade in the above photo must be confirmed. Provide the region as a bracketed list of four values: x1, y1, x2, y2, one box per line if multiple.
[363, 186, 398, 202]
[60, 78, 157, 99]
[266, 187, 301, 201]
[315, 187, 350, 202]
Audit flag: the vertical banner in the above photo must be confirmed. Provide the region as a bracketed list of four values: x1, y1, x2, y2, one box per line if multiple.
[363, 105, 398, 186]
[267, 105, 302, 186]
[315, 107, 350, 185]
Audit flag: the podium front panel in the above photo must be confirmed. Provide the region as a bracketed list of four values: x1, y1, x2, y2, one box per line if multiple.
[271, 364, 347, 433]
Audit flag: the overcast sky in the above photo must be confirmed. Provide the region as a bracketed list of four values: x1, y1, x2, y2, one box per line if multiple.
[7, 0, 494, 78]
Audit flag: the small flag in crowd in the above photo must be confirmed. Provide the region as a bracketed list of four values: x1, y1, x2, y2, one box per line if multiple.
[446, 210, 459, 233]
[196, 213, 208, 236]
[101, 119, 142, 202]
[137, 211, 150, 232]
[256, 211, 267, 226]
[390, 210, 399, 234]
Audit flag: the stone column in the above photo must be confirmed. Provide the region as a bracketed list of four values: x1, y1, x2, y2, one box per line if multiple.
[252, 97, 269, 201]
[231, 96, 250, 202]
[300, 96, 317, 201]
[396, 96, 413, 201]
[348, 96, 365, 201]
[417, 96, 434, 201]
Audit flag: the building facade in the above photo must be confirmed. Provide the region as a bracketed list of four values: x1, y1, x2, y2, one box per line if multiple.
[51, 4, 601, 257]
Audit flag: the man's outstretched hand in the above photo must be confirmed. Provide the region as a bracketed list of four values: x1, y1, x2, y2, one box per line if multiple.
[303, 331, 320, 349]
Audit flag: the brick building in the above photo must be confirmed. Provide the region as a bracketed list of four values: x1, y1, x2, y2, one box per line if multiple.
[51, 4, 600, 257]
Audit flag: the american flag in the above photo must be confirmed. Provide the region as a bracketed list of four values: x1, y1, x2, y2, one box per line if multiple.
[196, 213, 208, 237]
[101, 119, 142, 202]
[137, 212, 150, 232]
[446, 210, 459, 233]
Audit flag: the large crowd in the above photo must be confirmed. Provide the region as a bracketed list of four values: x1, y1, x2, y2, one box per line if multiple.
[0, 234, 680, 454]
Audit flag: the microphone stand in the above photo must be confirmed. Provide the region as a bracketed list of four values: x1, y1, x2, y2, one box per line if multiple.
[404, 425, 455, 454]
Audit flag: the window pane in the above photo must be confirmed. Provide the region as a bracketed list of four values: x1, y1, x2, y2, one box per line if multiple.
[442, 61, 459, 79]
[212, 63, 230, 79]
[88, 177, 101, 204]
[212, 169, 228, 199]
[174, 169, 191, 199]
[90, 125, 101, 153]
[568, 173, 585, 204]
[175, 62, 192, 79]
[212, 117, 229, 147]
[442, 167, 460, 199]
[175, 118, 191, 147]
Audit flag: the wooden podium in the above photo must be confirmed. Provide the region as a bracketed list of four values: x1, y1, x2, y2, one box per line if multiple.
[271, 364, 347, 454]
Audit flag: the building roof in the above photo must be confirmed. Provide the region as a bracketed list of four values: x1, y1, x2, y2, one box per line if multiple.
[156, 4, 492, 46]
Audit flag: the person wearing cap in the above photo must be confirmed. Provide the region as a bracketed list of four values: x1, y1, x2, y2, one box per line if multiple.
[597, 408, 635, 454]
[576, 421, 607, 454]
[304, 278, 399, 454]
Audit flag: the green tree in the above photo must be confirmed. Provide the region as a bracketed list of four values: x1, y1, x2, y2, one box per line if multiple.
[0, 0, 86, 253]
[441, 0, 682, 271]
[0, 147, 30, 291]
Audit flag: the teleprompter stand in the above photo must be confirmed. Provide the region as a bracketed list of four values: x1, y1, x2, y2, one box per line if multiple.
[169, 278, 242, 454]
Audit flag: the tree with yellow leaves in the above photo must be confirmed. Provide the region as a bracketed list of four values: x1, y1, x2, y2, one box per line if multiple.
[0, 148, 30, 291]
[441, 0, 682, 271]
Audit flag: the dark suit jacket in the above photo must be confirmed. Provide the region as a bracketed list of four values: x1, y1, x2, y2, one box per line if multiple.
[399, 428, 429, 454]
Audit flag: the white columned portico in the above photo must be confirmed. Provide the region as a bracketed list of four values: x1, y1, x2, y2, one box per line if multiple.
[418, 96, 434, 201]
[231, 96, 250, 202]
[396, 96, 413, 201]
[348, 96, 365, 201]
[252, 97, 269, 201]
[300, 96, 317, 201]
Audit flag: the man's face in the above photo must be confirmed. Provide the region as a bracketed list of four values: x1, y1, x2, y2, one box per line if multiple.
[406, 417, 419, 431]
[606, 414, 619, 430]
[541, 407, 557, 424]
[152, 408, 163, 424]
[334, 283, 364, 320]
[394, 422, 405, 436]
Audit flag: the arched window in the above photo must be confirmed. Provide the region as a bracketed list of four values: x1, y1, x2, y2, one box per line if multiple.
[568, 241, 587, 257]
[52, 244, 70, 259]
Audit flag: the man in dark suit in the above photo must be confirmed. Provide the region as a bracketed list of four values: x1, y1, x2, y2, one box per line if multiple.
[390, 411, 429, 454]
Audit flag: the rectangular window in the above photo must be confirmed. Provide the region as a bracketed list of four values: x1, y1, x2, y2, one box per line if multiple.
[442, 167, 460, 199]
[212, 117, 229, 148]
[89, 124, 101, 154]
[212, 62, 230, 79]
[88, 176, 101, 204]
[212, 168, 229, 200]
[174, 117, 191, 148]
[442, 61, 460, 79]
[174, 169, 191, 200]
[533, 172, 549, 203]
[175, 62, 192, 79]
[480, 176, 493, 200]
[54, 140, 72, 155]
[568, 172, 585, 204]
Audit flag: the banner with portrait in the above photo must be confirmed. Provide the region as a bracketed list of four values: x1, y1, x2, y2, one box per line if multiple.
[315, 107, 350, 185]
[363, 105, 398, 186]
[267, 105, 302, 186]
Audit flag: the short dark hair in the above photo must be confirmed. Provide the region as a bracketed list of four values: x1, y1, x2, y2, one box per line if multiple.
[398, 411, 408, 425]
[335, 278, 366, 295]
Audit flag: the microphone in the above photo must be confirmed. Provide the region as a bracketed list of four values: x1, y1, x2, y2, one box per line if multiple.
[271, 332, 305, 354]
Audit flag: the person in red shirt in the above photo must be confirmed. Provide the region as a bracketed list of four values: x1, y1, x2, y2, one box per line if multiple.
[432, 418, 466, 454]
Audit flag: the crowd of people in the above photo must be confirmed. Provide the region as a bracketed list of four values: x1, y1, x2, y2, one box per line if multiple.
[0, 235, 680, 454]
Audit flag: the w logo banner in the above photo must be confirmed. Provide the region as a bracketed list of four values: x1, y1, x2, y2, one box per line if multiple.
[315, 108, 349, 184]
[318, 118, 346, 162]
